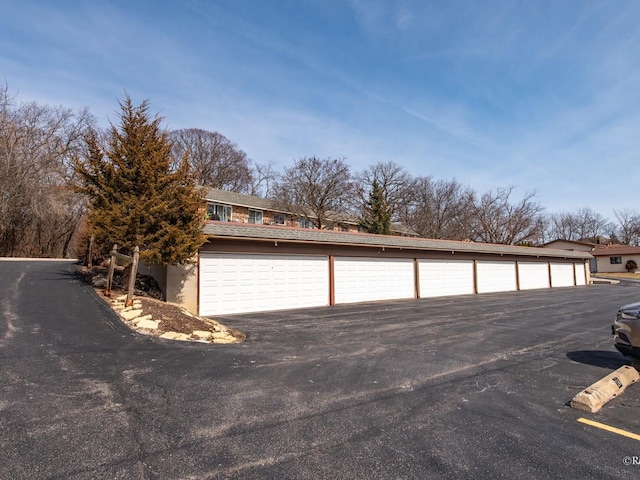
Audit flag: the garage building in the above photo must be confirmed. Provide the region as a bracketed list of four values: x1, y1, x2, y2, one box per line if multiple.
[151, 223, 593, 317]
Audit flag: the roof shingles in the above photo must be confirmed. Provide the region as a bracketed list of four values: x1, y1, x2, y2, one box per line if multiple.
[203, 222, 591, 259]
[591, 245, 640, 256]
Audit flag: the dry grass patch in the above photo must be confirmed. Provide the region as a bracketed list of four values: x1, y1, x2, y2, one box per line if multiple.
[593, 272, 640, 280]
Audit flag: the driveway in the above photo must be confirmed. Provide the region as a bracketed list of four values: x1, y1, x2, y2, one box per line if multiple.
[2, 259, 640, 479]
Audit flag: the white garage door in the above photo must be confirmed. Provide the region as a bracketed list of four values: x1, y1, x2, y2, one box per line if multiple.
[199, 253, 329, 316]
[418, 259, 475, 298]
[574, 263, 587, 286]
[518, 262, 550, 290]
[476, 261, 517, 293]
[334, 257, 415, 304]
[550, 263, 575, 287]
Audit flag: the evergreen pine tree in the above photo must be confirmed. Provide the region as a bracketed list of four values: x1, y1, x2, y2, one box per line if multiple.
[361, 179, 392, 235]
[74, 96, 205, 265]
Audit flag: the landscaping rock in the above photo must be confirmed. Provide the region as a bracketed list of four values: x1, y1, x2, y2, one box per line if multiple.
[159, 332, 191, 341]
[136, 318, 159, 330]
[81, 264, 244, 344]
[120, 309, 143, 320]
[192, 330, 212, 339]
[211, 331, 236, 342]
[212, 335, 237, 344]
[131, 314, 153, 325]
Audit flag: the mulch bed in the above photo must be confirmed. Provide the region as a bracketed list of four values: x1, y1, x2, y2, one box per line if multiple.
[80, 265, 245, 342]
[104, 289, 246, 342]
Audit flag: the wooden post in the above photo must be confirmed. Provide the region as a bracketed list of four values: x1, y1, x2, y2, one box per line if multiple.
[125, 246, 140, 307]
[105, 244, 117, 297]
[87, 235, 94, 268]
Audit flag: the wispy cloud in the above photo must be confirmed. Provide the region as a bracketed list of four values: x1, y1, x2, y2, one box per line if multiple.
[2, 0, 640, 218]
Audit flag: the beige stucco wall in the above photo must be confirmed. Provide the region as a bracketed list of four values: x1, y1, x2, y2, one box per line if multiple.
[137, 261, 199, 315]
[137, 263, 168, 294]
[166, 262, 199, 315]
[595, 254, 640, 273]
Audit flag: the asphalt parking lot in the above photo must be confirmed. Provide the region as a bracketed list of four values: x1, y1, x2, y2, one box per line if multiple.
[2, 260, 640, 479]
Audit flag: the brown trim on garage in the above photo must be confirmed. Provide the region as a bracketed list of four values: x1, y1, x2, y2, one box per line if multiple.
[515, 261, 521, 291]
[329, 255, 335, 306]
[197, 253, 201, 315]
[473, 260, 479, 294]
[414, 258, 420, 299]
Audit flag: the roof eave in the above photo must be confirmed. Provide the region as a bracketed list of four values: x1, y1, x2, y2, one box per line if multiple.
[202, 223, 592, 260]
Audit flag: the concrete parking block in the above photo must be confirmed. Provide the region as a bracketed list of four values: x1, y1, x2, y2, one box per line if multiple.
[570, 365, 640, 413]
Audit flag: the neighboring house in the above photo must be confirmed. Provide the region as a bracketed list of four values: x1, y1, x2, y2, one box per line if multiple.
[542, 240, 598, 272]
[543, 239, 640, 273]
[204, 188, 416, 236]
[590, 245, 640, 273]
[541, 240, 597, 252]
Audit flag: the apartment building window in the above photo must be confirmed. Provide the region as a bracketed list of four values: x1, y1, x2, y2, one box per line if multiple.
[298, 217, 315, 229]
[249, 209, 263, 224]
[207, 203, 232, 221]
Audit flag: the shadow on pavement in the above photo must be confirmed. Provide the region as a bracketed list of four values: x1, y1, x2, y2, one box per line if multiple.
[566, 350, 630, 370]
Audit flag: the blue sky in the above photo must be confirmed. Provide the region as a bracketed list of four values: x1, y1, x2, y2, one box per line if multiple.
[2, 0, 639, 218]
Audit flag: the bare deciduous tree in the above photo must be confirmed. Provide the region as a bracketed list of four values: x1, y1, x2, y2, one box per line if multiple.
[469, 186, 544, 245]
[546, 207, 615, 244]
[614, 209, 640, 246]
[250, 160, 278, 197]
[398, 176, 475, 240]
[169, 128, 253, 193]
[271, 156, 354, 229]
[572, 207, 613, 243]
[0, 85, 94, 257]
[547, 211, 580, 241]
